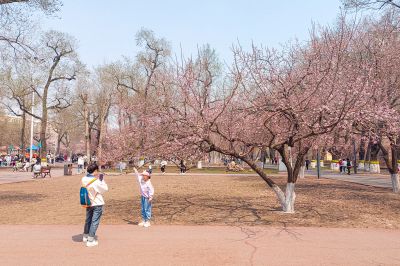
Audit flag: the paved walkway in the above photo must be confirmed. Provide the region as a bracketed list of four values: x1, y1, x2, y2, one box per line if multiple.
[0, 166, 75, 184]
[0, 165, 394, 190]
[0, 225, 399, 266]
[306, 170, 393, 189]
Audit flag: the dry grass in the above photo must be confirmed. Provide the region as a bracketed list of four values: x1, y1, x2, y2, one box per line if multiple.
[0, 173, 399, 228]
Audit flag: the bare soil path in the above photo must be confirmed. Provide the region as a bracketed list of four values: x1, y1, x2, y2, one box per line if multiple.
[1, 225, 399, 266]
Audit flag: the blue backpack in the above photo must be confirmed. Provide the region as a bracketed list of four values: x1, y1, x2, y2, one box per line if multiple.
[80, 177, 97, 208]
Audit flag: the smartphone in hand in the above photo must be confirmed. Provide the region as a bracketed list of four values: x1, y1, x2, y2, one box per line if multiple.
[99, 173, 104, 181]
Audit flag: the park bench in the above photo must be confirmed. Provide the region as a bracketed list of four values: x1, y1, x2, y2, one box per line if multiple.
[33, 166, 51, 178]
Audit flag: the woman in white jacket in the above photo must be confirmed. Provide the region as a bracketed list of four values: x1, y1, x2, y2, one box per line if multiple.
[81, 163, 108, 247]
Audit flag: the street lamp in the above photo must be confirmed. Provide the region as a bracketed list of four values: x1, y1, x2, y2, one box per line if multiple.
[29, 92, 34, 161]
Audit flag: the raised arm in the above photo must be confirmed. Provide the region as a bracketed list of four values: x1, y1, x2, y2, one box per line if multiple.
[95, 180, 109, 194]
[133, 167, 141, 182]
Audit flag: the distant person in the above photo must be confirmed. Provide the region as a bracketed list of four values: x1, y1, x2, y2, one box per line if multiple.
[30, 157, 37, 172]
[133, 167, 154, 228]
[160, 160, 167, 174]
[346, 158, 352, 175]
[147, 164, 153, 174]
[77, 156, 85, 174]
[32, 159, 41, 179]
[82, 163, 108, 247]
[305, 159, 310, 170]
[83, 155, 88, 169]
[118, 161, 124, 173]
[179, 160, 186, 174]
[23, 160, 30, 172]
[342, 159, 347, 174]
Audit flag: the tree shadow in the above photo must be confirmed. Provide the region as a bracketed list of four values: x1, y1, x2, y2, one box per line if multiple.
[122, 218, 137, 225]
[71, 234, 83, 242]
[0, 191, 46, 203]
[107, 194, 274, 226]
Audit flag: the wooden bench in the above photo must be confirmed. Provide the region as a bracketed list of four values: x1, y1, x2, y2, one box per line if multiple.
[41, 166, 51, 178]
[33, 166, 51, 178]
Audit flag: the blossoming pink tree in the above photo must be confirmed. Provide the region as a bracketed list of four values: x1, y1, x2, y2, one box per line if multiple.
[144, 17, 369, 212]
[351, 13, 400, 192]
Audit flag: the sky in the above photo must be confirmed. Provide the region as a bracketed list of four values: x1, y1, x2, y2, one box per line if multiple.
[41, 0, 343, 68]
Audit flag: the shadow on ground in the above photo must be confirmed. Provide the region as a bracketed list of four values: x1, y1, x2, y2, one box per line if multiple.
[72, 234, 83, 242]
[0, 191, 46, 203]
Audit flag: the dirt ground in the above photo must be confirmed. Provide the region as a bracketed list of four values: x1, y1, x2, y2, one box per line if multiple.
[0, 172, 399, 228]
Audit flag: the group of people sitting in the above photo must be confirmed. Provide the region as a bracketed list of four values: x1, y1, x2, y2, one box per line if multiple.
[12, 157, 39, 172]
[226, 160, 244, 172]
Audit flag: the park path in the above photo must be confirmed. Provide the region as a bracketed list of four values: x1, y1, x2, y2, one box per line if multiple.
[0, 225, 399, 266]
[0, 165, 394, 190]
[306, 170, 393, 189]
[159, 170, 394, 190]
[0, 166, 75, 184]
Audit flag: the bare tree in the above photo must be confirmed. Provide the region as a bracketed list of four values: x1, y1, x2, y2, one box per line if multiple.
[342, 0, 400, 10]
[0, 0, 61, 14]
[0, 0, 61, 58]
[12, 30, 80, 157]
[1, 76, 33, 154]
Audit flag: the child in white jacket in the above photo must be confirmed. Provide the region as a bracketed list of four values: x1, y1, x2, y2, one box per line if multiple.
[133, 167, 154, 227]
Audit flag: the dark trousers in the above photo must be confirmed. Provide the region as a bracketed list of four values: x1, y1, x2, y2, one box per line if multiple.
[84, 205, 103, 239]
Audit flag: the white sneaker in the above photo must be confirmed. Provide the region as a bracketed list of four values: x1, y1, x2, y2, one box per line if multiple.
[138, 221, 145, 226]
[144, 221, 151, 228]
[86, 240, 98, 247]
[82, 235, 88, 242]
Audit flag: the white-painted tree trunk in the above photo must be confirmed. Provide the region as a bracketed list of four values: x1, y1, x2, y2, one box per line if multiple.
[271, 183, 296, 213]
[391, 174, 400, 193]
[364, 162, 370, 172]
[284, 183, 296, 213]
[299, 166, 305, 179]
[197, 161, 202, 169]
[278, 159, 287, 172]
[370, 163, 380, 173]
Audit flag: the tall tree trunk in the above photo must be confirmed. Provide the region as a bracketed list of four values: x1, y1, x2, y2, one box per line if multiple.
[97, 111, 107, 169]
[39, 86, 49, 158]
[370, 142, 380, 161]
[40, 105, 48, 158]
[56, 133, 62, 155]
[359, 137, 366, 161]
[20, 109, 26, 156]
[378, 141, 399, 193]
[83, 98, 90, 161]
